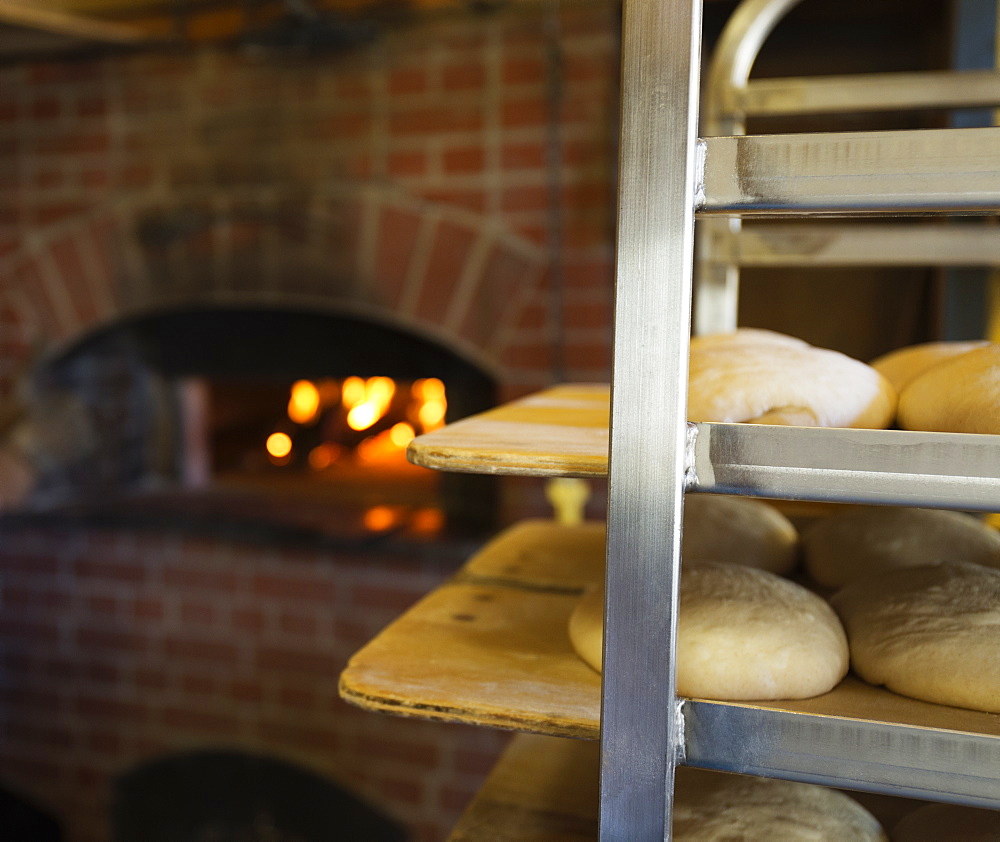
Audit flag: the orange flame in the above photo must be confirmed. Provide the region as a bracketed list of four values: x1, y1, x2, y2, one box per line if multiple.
[288, 380, 321, 424]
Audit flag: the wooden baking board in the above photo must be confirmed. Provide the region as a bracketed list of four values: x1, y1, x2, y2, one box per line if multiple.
[407, 384, 610, 477]
[447, 734, 599, 841]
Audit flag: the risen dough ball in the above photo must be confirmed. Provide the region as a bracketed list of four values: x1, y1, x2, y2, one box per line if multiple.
[802, 506, 1000, 589]
[897, 344, 1000, 434]
[673, 768, 887, 841]
[568, 562, 848, 700]
[892, 803, 1000, 842]
[688, 329, 896, 428]
[683, 495, 799, 575]
[869, 340, 988, 393]
[831, 562, 1000, 713]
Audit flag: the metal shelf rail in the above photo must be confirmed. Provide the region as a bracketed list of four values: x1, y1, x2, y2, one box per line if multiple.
[605, 0, 1000, 839]
[695, 0, 1000, 335]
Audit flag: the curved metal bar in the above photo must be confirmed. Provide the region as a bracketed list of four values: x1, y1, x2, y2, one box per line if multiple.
[704, 0, 805, 135]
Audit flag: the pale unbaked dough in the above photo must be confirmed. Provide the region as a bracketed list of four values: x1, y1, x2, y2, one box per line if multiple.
[892, 803, 1000, 842]
[869, 340, 988, 393]
[683, 495, 799, 575]
[831, 562, 1000, 713]
[802, 506, 1000, 589]
[568, 562, 848, 700]
[688, 329, 897, 428]
[897, 344, 1000, 434]
[673, 768, 887, 841]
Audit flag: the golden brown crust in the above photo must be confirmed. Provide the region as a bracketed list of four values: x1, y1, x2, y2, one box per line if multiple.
[897, 344, 1000, 434]
[869, 340, 988, 393]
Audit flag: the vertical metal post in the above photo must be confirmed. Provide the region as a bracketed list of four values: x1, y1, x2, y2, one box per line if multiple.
[600, 0, 703, 838]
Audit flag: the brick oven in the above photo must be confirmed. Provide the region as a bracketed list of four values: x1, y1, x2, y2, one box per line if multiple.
[0, 2, 618, 839]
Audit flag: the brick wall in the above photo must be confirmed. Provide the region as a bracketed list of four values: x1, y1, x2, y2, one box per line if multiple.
[0, 5, 618, 837]
[0, 519, 512, 841]
[0, 0, 620, 403]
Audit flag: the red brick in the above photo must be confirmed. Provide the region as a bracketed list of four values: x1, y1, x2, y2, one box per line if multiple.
[503, 57, 545, 85]
[75, 695, 149, 723]
[132, 597, 165, 621]
[229, 679, 263, 702]
[87, 595, 118, 616]
[30, 97, 61, 120]
[231, 606, 266, 632]
[277, 684, 316, 710]
[0, 554, 59, 576]
[76, 626, 148, 654]
[442, 63, 486, 91]
[5, 722, 73, 750]
[162, 706, 239, 736]
[502, 184, 549, 213]
[74, 558, 145, 585]
[379, 777, 425, 806]
[0, 617, 60, 645]
[87, 730, 122, 756]
[356, 735, 439, 768]
[256, 646, 339, 676]
[439, 784, 477, 812]
[135, 667, 168, 691]
[389, 68, 427, 95]
[180, 600, 217, 625]
[278, 611, 318, 637]
[502, 97, 548, 128]
[565, 298, 612, 330]
[251, 573, 335, 603]
[181, 672, 217, 695]
[350, 584, 422, 613]
[77, 97, 108, 118]
[386, 149, 427, 177]
[442, 145, 485, 173]
[460, 246, 537, 347]
[500, 342, 556, 371]
[412, 219, 474, 321]
[390, 106, 482, 135]
[0, 686, 64, 714]
[163, 566, 238, 592]
[259, 720, 339, 752]
[163, 637, 240, 664]
[454, 747, 501, 776]
[502, 141, 547, 170]
[0, 585, 72, 611]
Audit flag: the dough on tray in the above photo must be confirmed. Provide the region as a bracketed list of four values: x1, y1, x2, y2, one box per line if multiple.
[673, 767, 887, 841]
[896, 343, 1000, 434]
[688, 329, 897, 428]
[568, 562, 848, 700]
[831, 562, 1000, 713]
[869, 339, 988, 393]
[683, 495, 799, 576]
[801, 506, 1000, 589]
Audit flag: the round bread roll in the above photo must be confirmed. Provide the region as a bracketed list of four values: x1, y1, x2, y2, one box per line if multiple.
[802, 506, 1000, 589]
[897, 344, 1000, 434]
[869, 340, 988, 393]
[673, 768, 887, 841]
[569, 562, 849, 700]
[831, 562, 1000, 713]
[689, 327, 810, 351]
[892, 803, 1000, 842]
[688, 330, 896, 428]
[683, 495, 799, 575]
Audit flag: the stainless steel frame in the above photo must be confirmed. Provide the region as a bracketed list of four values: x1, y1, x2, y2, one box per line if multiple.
[605, 0, 1000, 837]
[602, 0, 702, 835]
[694, 0, 1000, 334]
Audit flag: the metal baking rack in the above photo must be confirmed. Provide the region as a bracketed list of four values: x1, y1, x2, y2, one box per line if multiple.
[606, 0, 1000, 837]
[339, 0, 1000, 838]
